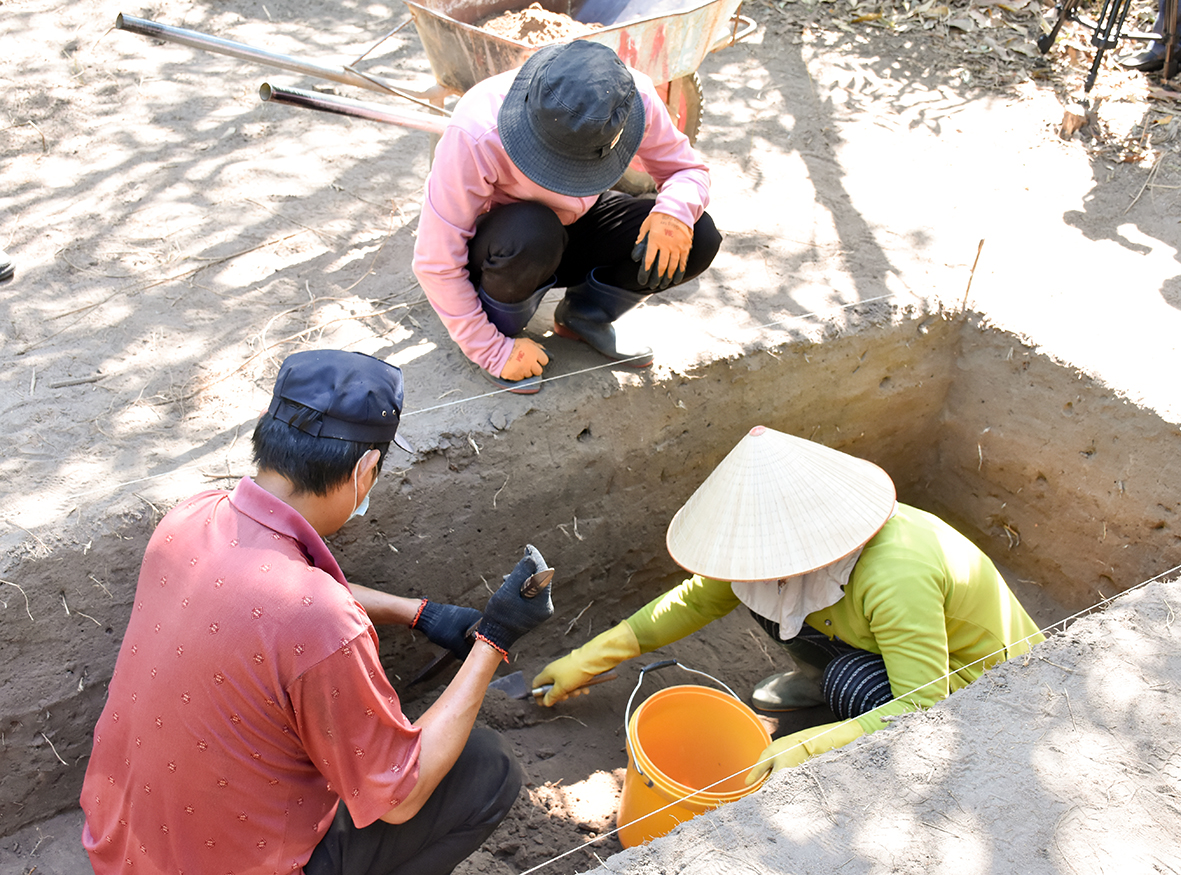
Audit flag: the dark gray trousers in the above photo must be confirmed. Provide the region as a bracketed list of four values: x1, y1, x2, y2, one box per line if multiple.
[305, 728, 521, 875]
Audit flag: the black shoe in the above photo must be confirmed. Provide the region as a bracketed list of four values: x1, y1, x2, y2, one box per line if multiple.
[0, 250, 12, 283]
[1119, 46, 1166, 71]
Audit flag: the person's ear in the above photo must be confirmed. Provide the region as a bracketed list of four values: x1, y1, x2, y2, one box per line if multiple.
[355, 448, 381, 485]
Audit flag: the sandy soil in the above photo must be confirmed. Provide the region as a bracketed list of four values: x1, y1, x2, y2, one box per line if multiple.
[2, 0, 1180, 872]
[478, 4, 603, 45]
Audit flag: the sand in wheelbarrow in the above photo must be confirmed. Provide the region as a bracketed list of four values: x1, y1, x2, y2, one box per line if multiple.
[477, 2, 603, 45]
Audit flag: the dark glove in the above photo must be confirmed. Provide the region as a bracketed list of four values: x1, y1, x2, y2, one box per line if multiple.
[412, 601, 482, 659]
[477, 544, 554, 653]
[630, 212, 692, 290]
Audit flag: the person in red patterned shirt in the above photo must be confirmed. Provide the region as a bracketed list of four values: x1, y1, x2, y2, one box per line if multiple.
[81, 349, 554, 875]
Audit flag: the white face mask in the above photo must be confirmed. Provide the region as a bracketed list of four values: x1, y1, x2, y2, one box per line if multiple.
[348, 450, 380, 522]
[349, 489, 371, 521]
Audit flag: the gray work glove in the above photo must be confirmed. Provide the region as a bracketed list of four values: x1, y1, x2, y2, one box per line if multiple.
[477, 544, 554, 652]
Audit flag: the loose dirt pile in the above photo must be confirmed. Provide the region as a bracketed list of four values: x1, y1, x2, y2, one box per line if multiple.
[478, 3, 602, 45]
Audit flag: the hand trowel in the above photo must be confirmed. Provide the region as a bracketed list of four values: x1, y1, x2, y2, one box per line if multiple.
[489, 670, 617, 701]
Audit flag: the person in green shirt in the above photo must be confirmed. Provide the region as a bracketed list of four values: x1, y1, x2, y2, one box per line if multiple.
[533, 425, 1044, 782]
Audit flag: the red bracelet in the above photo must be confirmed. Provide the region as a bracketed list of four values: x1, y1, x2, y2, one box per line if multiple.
[411, 598, 428, 628]
[474, 632, 509, 663]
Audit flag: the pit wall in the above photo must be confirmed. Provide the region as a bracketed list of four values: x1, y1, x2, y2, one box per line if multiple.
[925, 321, 1181, 613]
[5, 311, 1180, 835]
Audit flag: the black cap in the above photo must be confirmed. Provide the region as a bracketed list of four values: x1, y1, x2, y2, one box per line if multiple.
[267, 350, 413, 451]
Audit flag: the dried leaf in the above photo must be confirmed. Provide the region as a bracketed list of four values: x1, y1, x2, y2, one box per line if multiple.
[852, 12, 882, 21]
[968, 8, 995, 27]
[948, 16, 976, 29]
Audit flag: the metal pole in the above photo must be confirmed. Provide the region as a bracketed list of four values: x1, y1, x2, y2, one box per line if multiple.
[115, 13, 449, 109]
[258, 84, 447, 135]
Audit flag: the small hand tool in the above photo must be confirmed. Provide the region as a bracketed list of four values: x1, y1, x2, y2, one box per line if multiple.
[407, 548, 554, 687]
[488, 670, 617, 700]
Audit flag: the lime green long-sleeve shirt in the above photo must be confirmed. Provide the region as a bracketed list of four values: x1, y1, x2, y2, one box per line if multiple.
[626, 503, 1044, 736]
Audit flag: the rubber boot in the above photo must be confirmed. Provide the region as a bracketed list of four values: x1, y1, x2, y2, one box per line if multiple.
[477, 276, 554, 337]
[751, 661, 826, 711]
[477, 277, 555, 395]
[751, 633, 831, 711]
[553, 269, 654, 367]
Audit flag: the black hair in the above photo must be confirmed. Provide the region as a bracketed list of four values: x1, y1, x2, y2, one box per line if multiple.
[252, 406, 389, 496]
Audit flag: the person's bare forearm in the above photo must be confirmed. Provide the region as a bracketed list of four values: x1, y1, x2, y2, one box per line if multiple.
[380, 640, 502, 823]
[349, 583, 421, 626]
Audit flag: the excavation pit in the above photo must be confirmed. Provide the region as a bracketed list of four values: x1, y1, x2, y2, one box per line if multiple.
[4, 310, 1180, 872]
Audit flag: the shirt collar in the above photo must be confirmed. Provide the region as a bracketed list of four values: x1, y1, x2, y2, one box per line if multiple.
[228, 477, 348, 587]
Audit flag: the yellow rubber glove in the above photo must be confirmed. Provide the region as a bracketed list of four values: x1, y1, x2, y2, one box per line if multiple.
[631, 212, 693, 290]
[744, 720, 866, 785]
[500, 337, 549, 381]
[532, 621, 640, 707]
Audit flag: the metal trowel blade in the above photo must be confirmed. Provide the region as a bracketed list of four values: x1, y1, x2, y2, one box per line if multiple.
[488, 670, 618, 701]
[489, 671, 534, 699]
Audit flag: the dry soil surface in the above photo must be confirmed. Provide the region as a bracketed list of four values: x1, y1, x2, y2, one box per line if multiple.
[2, 0, 1180, 872]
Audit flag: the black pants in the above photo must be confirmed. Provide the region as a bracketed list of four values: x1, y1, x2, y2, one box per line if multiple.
[305, 729, 522, 875]
[467, 192, 722, 304]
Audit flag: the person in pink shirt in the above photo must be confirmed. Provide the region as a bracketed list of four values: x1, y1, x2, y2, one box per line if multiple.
[80, 349, 555, 875]
[413, 40, 722, 394]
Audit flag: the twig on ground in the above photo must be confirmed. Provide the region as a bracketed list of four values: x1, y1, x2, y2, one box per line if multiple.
[47, 373, 106, 389]
[1126, 157, 1164, 214]
[40, 732, 67, 766]
[537, 714, 588, 728]
[2, 580, 35, 621]
[565, 600, 594, 636]
[960, 238, 985, 310]
[492, 475, 510, 508]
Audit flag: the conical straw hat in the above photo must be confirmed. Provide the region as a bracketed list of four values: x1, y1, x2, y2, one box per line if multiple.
[666, 426, 896, 582]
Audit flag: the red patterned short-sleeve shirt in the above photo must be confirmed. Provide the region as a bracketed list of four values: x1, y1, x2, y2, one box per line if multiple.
[81, 477, 421, 875]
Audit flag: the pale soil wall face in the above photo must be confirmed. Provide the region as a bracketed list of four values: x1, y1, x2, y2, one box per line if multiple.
[5, 312, 1180, 835]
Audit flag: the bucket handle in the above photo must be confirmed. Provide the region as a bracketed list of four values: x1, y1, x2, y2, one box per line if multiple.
[624, 659, 743, 785]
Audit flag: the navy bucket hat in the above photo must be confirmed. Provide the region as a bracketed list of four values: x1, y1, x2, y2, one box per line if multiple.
[268, 349, 413, 452]
[498, 41, 646, 198]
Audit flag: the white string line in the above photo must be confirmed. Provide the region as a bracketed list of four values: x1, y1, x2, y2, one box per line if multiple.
[515, 560, 1181, 875]
[48, 291, 892, 498]
[404, 292, 898, 417]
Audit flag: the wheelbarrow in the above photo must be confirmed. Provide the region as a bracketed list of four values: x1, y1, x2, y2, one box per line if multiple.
[115, 0, 755, 156]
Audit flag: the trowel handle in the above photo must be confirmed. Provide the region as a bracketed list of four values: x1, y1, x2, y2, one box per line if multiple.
[532, 670, 617, 699]
[520, 567, 554, 599]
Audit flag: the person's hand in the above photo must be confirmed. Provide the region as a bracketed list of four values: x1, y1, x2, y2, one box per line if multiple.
[532, 621, 640, 706]
[631, 212, 693, 291]
[744, 720, 866, 785]
[411, 601, 482, 660]
[477, 545, 554, 653]
[499, 337, 549, 382]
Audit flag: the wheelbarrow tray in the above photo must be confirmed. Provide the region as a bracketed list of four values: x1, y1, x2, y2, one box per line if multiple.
[404, 0, 745, 94]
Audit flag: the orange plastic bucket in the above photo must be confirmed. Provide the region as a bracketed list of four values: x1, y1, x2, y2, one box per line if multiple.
[617, 683, 772, 848]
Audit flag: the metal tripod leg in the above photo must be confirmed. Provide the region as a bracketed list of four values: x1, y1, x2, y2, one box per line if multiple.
[1084, 0, 1136, 90]
[1038, 0, 1082, 54]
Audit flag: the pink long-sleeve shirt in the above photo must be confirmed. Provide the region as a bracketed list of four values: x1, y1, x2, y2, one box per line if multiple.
[412, 65, 711, 376]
